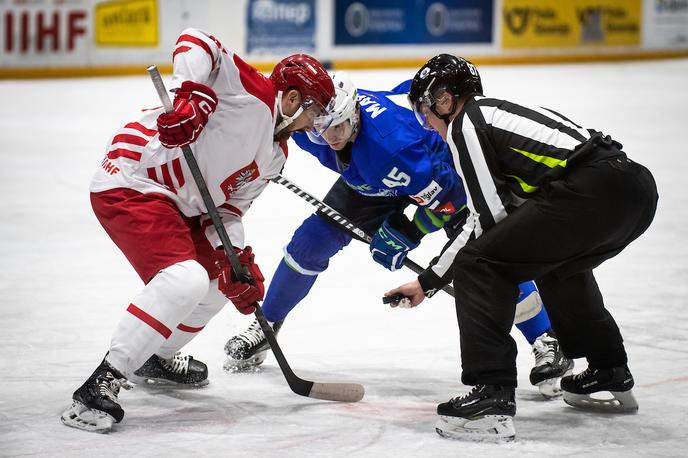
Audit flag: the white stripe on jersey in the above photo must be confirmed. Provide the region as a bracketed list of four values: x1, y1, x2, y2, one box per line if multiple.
[533, 106, 590, 140]
[480, 105, 583, 151]
[431, 211, 478, 280]
[463, 115, 508, 229]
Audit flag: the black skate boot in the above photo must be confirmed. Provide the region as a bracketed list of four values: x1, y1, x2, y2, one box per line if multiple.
[133, 353, 209, 388]
[61, 359, 132, 433]
[529, 331, 574, 399]
[223, 319, 283, 372]
[561, 365, 638, 413]
[435, 385, 516, 442]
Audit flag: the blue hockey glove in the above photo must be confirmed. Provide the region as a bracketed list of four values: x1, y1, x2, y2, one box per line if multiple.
[370, 218, 420, 271]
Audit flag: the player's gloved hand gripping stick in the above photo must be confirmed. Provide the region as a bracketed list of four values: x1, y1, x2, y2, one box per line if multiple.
[148, 66, 364, 403]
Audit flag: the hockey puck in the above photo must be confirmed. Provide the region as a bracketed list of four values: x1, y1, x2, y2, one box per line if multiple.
[382, 293, 406, 304]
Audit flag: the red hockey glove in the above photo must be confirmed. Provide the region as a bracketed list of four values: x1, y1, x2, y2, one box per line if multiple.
[214, 246, 264, 314]
[157, 80, 218, 148]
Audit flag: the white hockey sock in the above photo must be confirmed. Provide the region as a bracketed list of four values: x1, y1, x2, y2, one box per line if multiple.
[106, 260, 209, 378]
[156, 280, 228, 359]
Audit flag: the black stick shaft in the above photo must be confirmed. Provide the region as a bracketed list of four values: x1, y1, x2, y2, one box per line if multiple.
[272, 174, 456, 298]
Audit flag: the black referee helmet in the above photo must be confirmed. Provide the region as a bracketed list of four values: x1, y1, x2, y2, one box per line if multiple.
[408, 54, 483, 126]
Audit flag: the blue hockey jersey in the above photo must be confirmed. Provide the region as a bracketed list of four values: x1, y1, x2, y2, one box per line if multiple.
[292, 80, 467, 234]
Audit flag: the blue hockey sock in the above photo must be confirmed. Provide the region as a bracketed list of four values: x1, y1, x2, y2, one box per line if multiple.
[261, 259, 318, 323]
[515, 281, 552, 344]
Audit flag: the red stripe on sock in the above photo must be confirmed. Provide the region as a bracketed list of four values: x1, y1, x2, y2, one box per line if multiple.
[127, 303, 172, 338]
[177, 323, 204, 333]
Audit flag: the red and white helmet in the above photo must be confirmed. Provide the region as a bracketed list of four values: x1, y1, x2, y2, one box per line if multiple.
[270, 54, 335, 136]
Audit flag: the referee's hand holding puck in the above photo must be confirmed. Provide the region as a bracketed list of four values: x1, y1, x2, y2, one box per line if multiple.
[384, 280, 426, 308]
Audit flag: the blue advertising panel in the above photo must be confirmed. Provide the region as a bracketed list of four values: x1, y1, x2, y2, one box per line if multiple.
[335, 0, 493, 45]
[247, 0, 316, 54]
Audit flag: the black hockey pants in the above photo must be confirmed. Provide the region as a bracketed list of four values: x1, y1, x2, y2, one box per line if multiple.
[452, 149, 658, 387]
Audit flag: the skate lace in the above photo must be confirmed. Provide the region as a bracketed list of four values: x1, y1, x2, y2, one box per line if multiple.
[532, 336, 556, 366]
[162, 353, 190, 374]
[573, 367, 594, 380]
[450, 385, 483, 405]
[238, 319, 265, 347]
[98, 372, 127, 402]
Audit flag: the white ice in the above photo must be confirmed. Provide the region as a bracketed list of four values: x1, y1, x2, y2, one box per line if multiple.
[1, 59, 687, 457]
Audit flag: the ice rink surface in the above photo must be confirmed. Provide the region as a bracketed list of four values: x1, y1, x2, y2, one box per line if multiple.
[1, 59, 687, 457]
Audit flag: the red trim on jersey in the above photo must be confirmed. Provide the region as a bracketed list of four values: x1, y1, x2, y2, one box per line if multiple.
[147, 167, 158, 181]
[161, 163, 177, 194]
[108, 148, 142, 161]
[127, 303, 172, 338]
[279, 140, 288, 159]
[172, 158, 185, 188]
[220, 203, 243, 216]
[177, 323, 204, 333]
[172, 45, 192, 60]
[112, 133, 149, 147]
[200, 217, 213, 231]
[208, 34, 228, 55]
[176, 34, 215, 71]
[232, 54, 274, 115]
[125, 122, 157, 137]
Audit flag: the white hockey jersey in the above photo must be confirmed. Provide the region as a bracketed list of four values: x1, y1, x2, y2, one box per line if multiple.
[90, 28, 286, 248]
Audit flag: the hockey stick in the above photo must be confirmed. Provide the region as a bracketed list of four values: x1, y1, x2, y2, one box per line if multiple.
[271, 174, 456, 298]
[147, 66, 364, 403]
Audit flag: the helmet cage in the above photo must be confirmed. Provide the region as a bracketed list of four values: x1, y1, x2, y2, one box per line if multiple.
[315, 71, 359, 143]
[411, 77, 458, 130]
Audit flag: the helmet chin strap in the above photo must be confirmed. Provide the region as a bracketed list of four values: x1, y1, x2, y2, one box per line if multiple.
[431, 94, 458, 127]
[274, 90, 304, 135]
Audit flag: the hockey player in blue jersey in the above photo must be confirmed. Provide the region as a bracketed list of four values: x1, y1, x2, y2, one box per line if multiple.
[224, 72, 573, 397]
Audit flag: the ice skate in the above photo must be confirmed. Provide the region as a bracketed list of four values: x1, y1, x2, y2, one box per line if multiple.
[61, 359, 132, 433]
[133, 353, 209, 388]
[223, 319, 283, 372]
[561, 365, 638, 413]
[529, 331, 574, 398]
[435, 385, 516, 442]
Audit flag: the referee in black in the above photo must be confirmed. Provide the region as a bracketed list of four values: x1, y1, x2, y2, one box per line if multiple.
[387, 54, 658, 442]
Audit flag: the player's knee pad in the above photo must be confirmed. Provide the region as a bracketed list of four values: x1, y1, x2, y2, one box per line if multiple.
[284, 214, 352, 275]
[192, 279, 227, 319]
[151, 259, 210, 309]
[514, 281, 543, 324]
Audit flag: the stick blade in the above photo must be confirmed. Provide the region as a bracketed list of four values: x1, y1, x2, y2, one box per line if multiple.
[309, 382, 365, 402]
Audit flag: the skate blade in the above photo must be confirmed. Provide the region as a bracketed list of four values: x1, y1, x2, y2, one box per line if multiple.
[435, 415, 515, 442]
[60, 401, 115, 434]
[137, 377, 209, 389]
[222, 353, 267, 373]
[563, 389, 639, 414]
[536, 368, 573, 399]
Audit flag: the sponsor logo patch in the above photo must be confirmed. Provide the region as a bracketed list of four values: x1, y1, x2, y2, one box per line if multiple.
[411, 180, 442, 206]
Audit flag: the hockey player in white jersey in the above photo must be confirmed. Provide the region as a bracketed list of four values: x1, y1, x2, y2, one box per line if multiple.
[60, 28, 335, 433]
